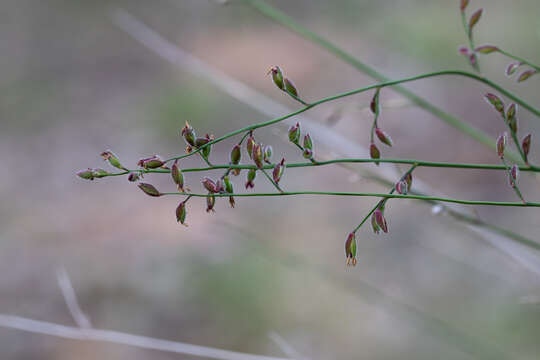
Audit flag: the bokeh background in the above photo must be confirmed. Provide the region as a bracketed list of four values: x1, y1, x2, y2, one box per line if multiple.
[1, 0, 540, 359]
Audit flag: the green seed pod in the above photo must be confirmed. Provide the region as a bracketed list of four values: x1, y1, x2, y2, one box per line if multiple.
[92, 168, 109, 178]
[375, 128, 393, 147]
[138, 183, 161, 197]
[176, 201, 187, 226]
[253, 143, 264, 169]
[195, 137, 210, 148]
[371, 213, 380, 234]
[245, 169, 256, 189]
[345, 232, 357, 266]
[288, 122, 301, 144]
[202, 144, 211, 159]
[263, 145, 273, 163]
[522, 134, 531, 164]
[273, 158, 285, 183]
[202, 177, 218, 193]
[76, 168, 95, 181]
[303, 133, 313, 151]
[369, 143, 380, 165]
[374, 209, 388, 233]
[468, 8, 483, 32]
[370, 88, 380, 114]
[475, 45, 498, 54]
[246, 134, 255, 159]
[267, 66, 284, 90]
[181, 122, 196, 146]
[497, 133, 507, 158]
[230, 144, 241, 165]
[100, 150, 127, 171]
[206, 195, 216, 213]
[484, 93, 505, 117]
[303, 148, 313, 159]
[223, 176, 235, 208]
[460, 0, 469, 12]
[171, 160, 184, 191]
[137, 155, 166, 169]
[284, 78, 298, 97]
[517, 70, 537, 83]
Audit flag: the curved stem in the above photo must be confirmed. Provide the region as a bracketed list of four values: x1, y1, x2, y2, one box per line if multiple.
[498, 49, 540, 72]
[161, 191, 540, 208]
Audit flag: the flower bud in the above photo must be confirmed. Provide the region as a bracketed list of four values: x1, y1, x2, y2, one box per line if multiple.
[506, 62, 520, 77]
[522, 134, 531, 163]
[288, 122, 300, 144]
[284, 78, 298, 97]
[396, 180, 408, 195]
[100, 150, 127, 171]
[469, 53, 477, 67]
[181, 122, 196, 146]
[252, 143, 264, 169]
[246, 134, 255, 159]
[303, 148, 313, 159]
[206, 195, 216, 213]
[267, 66, 284, 90]
[92, 168, 109, 178]
[137, 155, 166, 169]
[223, 176, 235, 208]
[475, 45, 498, 54]
[506, 103, 518, 133]
[138, 183, 161, 197]
[517, 70, 537, 83]
[484, 93, 505, 117]
[468, 8, 483, 32]
[370, 88, 380, 114]
[303, 133, 313, 151]
[373, 209, 388, 233]
[510, 164, 519, 185]
[245, 169, 256, 189]
[371, 213, 380, 234]
[404, 173, 413, 190]
[460, 0, 469, 12]
[263, 145, 273, 163]
[273, 158, 285, 183]
[375, 128, 393, 147]
[202, 177, 219, 193]
[230, 144, 241, 164]
[458, 46, 470, 56]
[195, 137, 210, 148]
[496, 133, 507, 158]
[176, 201, 187, 225]
[76, 168, 95, 181]
[128, 172, 140, 182]
[369, 143, 380, 165]
[171, 160, 185, 191]
[345, 232, 357, 266]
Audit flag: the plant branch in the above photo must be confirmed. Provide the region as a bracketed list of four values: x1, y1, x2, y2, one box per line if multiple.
[498, 49, 540, 72]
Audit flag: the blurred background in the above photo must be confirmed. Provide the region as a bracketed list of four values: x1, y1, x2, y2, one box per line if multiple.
[1, 0, 540, 359]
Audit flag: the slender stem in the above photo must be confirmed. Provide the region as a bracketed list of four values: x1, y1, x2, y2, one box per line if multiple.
[501, 157, 525, 203]
[498, 49, 540, 72]
[461, 11, 480, 73]
[244, 0, 540, 163]
[160, 191, 540, 207]
[260, 168, 283, 193]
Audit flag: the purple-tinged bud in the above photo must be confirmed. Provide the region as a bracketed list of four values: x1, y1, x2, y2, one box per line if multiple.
[128, 172, 140, 182]
[284, 78, 298, 97]
[396, 180, 408, 195]
[506, 103, 518, 133]
[469, 53, 477, 67]
[370, 88, 380, 114]
[206, 195, 216, 213]
[370, 143, 380, 165]
[303, 133, 313, 151]
[245, 169, 256, 189]
[267, 66, 284, 90]
[517, 70, 537, 83]
[246, 134, 255, 159]
[371, 213, 380, 234]
[510, 164, 519, 185]
[522, 134, 531, 164]
[303, 148, 313, 159]
[92, 168, 109, 178]
[138, 183, 161, 197]
[100, 150, 127, 171]
[223, 176, 235, 208]
[176, 201, 187, 226]
[76, 168, 95, 181]
[404, 173, 413, 190]
[195, 137, 210, 148]
[496, 133, 507, 158]
[506, 62, 521, 77]
[288, 122, 301, 144]
[345, 232, 357, 266]
[475, 45, 499, 54]
[273, 158, 285, 183]
[263, 145, 273, 163]
[230, 144, 241, 164]
[375, 128, 393, 147]
[373, 209, 388, 233]
[215, 179, 224, 193]
[468, 8, 483, 32]
[202, 177, 219, 193]
[458, 46, 470, 56]
[171, 160, 185, 191]
[181, 122, 196, 147]
[252, 143, 264, 169]
[484, 93, 505, 117]
[137, 155, 166, 169]
[460, 0, 469, 12]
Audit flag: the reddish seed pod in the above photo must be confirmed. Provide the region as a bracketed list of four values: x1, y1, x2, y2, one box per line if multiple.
[171, 160, 185, 191]
[468, 8, 483, 32]
[506, 103, 518, 133]
[469, 53, 477, 67]
[460, 0, 469, 12]
[206, 195, 216, 213]
[138, 183, 161, 197]
[202, 177, 219, 193]
[246, 134, 256, 159]
[370, 88, 380, 114]
[128, 172, 140, 182]
[484, 93, 505, 117]
[458, 46, 470, 56]
[303, 133, 313, 151]
[273, 158, 285, 183]
[345, 232, 357, 266]
[510, 164, 519, 185]
[522, 134, 532, 163]
[230, 144, 241, 165]
[176, 201, 187, 226]
[375, 128, 393, 147]
[253, 143, 264, 169]
[181, 122, 196, 147]
[496, 133, 507, 158]
[245, 169, 256, 189]
[373, 209, 388, 233]
[371, 213, 380, 234]
[517, 70, 537, 83]
[288, 123, 301, 144]
[404, 172, 413, 190]
[370, 143, 381, 165]
[506, 62, 521, 77]
[303, 148, 313, 159]
[396, 180, 408, 195]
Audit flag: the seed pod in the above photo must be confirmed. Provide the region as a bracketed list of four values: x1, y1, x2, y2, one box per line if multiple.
[138, 155, 166, 169]
[404, 172, 413, 190]
[468, 8, 483, 32]
[195, 137, 210, 148]
[245, 169, 256, 189]
[92, 168, 109, 178]
[246, 134, 256, 159]
[510, 164, 519, 185]
[522, 134, 531, 163]
[202, 177, 218, 193]
[506, 103, 518, 133]
[128, 172, 140, 182]
[181, 122, 196, 147]
[396, 180, 408, 195]
[460, 0, 469, 12]
[506, 62, 520, 77]
[375, 128, 393, 147]
[273, 158, 285, 183]
[76, 168, 95, 181]
[223, 176, 235, 208]
[202, 144, 211, 159]
[370, 143, 380, 165]
[284, 78, 298, 97]
[517, 70, 537, 83]
[303, 133, 313, 151]
[138, 183, 161, 197]
[206, 195, 216, 213]
[373, 209, 388, 233]
[253, 143, 264, 169]
[267, 66, 284, 90]
[171, 160, 184, 191]
[345, 232, 357, 266]
[458, 46, 470, 56]
[370, 88, 381, 114]
[288, 122, 301, 144]
[496, 133, 507, 158]
[475, 45, 498, 54]
[100, 150, 127, 171]
[230, 144, 241, 164]
[176, 201, 187, 225]
[263, 145, 273, 163]
[484, 93, 505, 117]
[303, 148, 313, 159]
[371, 213, 380, 234]
[469, 53, 478, 67]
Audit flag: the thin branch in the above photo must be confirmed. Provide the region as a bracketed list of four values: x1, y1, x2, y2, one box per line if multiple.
[0, 315, 290, 360]
[56, 267, 92, 329]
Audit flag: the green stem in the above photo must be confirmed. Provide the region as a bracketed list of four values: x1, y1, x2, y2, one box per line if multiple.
[501, 157, 525, 203]
[244, 0, 540, 163]
[260, 168, 284, 193]
[498, 49, 540, 72]
[461, 11, 480, 73]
